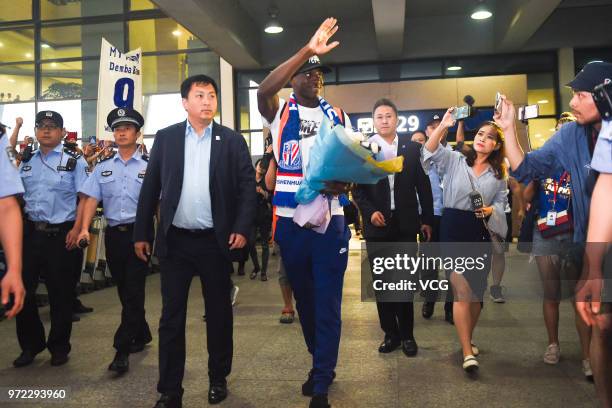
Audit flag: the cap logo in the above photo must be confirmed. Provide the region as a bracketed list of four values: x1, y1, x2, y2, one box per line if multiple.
[308, 56, 321, 64]
[45, 111, 52, 117]
[118, 109, 125, 117]
[605, 78, 611, 85]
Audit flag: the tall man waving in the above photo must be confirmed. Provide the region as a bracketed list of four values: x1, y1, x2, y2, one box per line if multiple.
[258, 18, 352, 408]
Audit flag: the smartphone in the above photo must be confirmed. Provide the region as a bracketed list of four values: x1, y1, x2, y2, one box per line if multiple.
[452, 105, 471, 121]
[89, 136, 96, 145]
[593, 81, 612, 120]
[494, 92, 502, 114]
[518, 104, 539, 121]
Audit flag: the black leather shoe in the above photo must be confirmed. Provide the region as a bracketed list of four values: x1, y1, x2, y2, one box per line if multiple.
[378, 336, 401, 353]
[422, 302, 435, 319]
[445, 310, 454, 325]
[401, 339, 418, 357]
[50, 352, 69, 366]
[208, 383, 228, 404]
[309, 394, 331, 408]
[153, 393, 182, 408]
[13, 350, 42, 368]
[73, 301, 94, 314]
[108, 352, 129, 373]
[130, 342, 145, 353]
[302, 370, 336, 397]
[72, 313, 81, 322]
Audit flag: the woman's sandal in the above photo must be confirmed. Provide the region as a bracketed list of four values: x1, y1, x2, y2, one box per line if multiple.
[279, 309, 295, 324]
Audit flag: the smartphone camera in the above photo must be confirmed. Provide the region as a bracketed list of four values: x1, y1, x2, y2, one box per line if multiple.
[452, 105, 471, 121]
[494, 92, 502, 114]
[518, 104, 539, 122]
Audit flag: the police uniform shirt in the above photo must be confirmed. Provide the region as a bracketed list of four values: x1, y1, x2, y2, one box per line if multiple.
[0, 135, 24, 198]
[79, 150, 147, 227]
[19, 143, 89, 224]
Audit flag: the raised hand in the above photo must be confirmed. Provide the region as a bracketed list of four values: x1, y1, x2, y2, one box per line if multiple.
[493, 95, 517, 132]
[440, 107, 456, 129]
[308, 18, 340, 56]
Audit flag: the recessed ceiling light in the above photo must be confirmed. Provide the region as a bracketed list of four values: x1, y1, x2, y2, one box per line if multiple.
[549, 128, 556, 132]
[471, 10, 492, 19]
[42, 43, 50, 48]
[265, 5, 283, 34]
[447, 65, 462, 71]
[0, 42, 4, 47]
[25, 53, 32, 58]
[8, 78, 15, 83]
[172, 30, 181, 37]
[51, 62, 58, 67]
[537, 99, 549, 104]
[534, 134, 542, 138]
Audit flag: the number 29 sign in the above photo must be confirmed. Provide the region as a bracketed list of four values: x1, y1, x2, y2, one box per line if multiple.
[96, 38, 143, 140]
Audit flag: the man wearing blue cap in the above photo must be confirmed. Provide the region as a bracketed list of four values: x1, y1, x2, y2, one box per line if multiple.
[501, 61, 612, 392]
[13, 110, 89, 368]
[77, 107, 152, 374]
[0, 122, 25, 320]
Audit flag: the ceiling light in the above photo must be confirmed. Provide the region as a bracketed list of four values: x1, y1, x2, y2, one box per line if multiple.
[535, 134, 542, 138]
[51, 62, 58, 67]
[471, 1, 493, 20]
[0, 42, 4, 47]
[537, 99, 549, 104]
[8, 79, 15, 83]
[447, 65, 462, 71]
[25, 53, 32, 58]
[264, 5, 283, 34]
[172, 29, 181, 37]
[42, 43, 50, 48]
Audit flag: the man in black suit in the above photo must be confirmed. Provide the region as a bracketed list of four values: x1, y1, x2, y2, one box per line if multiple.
[354, 98, 434, 357]
[134, 74, 256, 408]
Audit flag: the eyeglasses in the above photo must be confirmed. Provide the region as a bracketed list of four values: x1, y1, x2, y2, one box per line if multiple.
[36, 124, 59, 130]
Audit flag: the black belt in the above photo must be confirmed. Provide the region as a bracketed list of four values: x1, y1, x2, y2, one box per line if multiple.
[27, 219, 74, 233]
[107, 223, 135, 233]
[171, 226, 215, 236]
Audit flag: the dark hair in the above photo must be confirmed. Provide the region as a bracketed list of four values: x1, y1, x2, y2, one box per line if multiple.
[372, 98, 398, 116]
[411, 130, 426, 138]
[180, 74, 218, 99]
[462, 121, 507, 180]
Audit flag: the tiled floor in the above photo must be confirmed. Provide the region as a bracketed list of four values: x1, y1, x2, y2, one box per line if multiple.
[0, 244, 599, 407]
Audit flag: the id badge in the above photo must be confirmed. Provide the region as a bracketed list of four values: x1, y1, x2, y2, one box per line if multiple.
[546, 211, 557, 226]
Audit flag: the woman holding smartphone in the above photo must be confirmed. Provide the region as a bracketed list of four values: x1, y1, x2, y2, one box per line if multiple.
[423, 107, 508, 372]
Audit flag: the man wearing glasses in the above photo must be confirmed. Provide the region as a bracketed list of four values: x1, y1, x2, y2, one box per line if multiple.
[13, 110, 89, 368]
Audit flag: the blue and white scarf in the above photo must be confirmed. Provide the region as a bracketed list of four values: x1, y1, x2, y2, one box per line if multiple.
[273, 93, 347, 208]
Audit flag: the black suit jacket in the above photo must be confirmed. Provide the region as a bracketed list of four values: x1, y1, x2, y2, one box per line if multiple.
[134, 120, 256, 259]
[353, 136, 434, 240]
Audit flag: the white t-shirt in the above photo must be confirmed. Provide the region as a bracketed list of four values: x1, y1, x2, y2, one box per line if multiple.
[264, 98, 352, 218]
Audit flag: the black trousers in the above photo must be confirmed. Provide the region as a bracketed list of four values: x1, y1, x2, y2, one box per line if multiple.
[105, 224, 152, 353]
[243, 216, 271, 273]
[420, 215, 454, 311]
[157, 227, 233, 395]
[365, 214, 415, 341]
[17, 221, 79, 355]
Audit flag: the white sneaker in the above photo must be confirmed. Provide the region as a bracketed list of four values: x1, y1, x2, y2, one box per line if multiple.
[582, 359, 594, 381]
[543, 343, 560, 364]
[231, 285, 239, 306]
[463, 355, 479, 372]
[471, 342, 480, 357]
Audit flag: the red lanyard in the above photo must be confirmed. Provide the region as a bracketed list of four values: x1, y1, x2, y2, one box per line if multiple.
[551, 172, 569, 207]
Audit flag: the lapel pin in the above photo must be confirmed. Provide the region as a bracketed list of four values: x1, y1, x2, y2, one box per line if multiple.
[215, 135, 220, 141]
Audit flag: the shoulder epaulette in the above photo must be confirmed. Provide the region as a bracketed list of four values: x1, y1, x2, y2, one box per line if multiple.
[63, 148, 82, 160]
[97, 152, 116, 164]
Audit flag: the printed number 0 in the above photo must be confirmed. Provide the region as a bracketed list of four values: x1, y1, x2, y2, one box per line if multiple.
[113, 78, 134, 109]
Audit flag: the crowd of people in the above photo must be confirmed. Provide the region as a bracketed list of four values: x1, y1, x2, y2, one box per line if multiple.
[0, 17, 611, 408]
